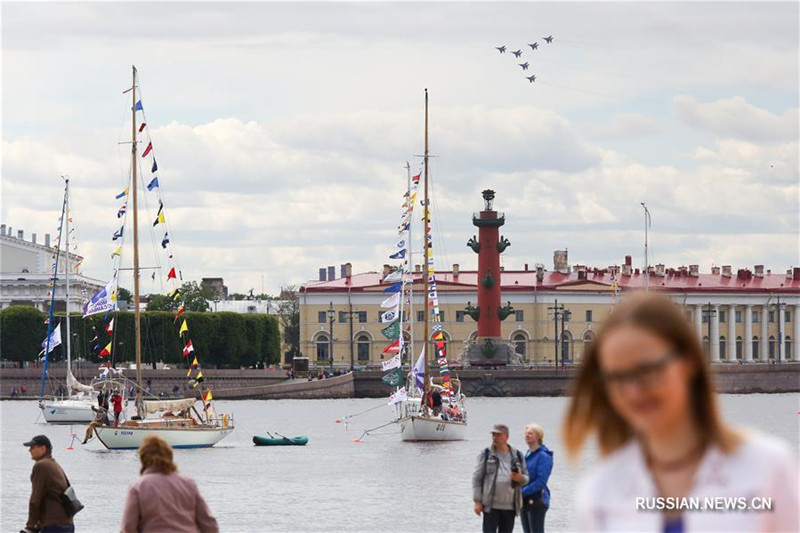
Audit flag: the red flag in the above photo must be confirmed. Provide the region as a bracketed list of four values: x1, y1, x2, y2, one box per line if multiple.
[167, 267, 176, 280]
[173, 305, 185, 324]
[383, 339, 401, 353]
[138, 122, 146, 132]
[105, 318, 114, 335]
[99, 342, 112, 357]
[183, 340, 194, 357]
[142, 142, 153, 157]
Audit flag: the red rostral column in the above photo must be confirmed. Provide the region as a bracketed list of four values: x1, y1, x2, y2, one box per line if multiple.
[467, 190, 509, 338]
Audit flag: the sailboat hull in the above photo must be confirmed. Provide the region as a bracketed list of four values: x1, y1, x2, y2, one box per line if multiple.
[398, 415, 466, 441]
[94, 424, 233, 450]
[40, 398, 95, 424]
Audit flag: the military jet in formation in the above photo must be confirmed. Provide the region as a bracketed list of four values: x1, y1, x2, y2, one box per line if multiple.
[526, 74, 537, 83]
[519, 62, 529, 70]
[511, 49, 523, 57]
[544, 35, 554, 43]
[495, 45, 507, 53]
[494, 35, 553, 87]
[528, 42, 538, 50]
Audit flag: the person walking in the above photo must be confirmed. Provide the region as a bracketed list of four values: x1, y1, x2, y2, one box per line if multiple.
[121, 435, 219, 532]
[22, 435, 74, 533]
[473, 424, 530, 533]
[520, 423, 553, 533]
[563, 293, 799, 531]
[110, 390, 124, 427]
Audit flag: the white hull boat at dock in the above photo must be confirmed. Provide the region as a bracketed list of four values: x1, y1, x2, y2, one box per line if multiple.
[94, 421, 233, 450]
[40, 397, 95, 424]
[398, 415, 466, 441]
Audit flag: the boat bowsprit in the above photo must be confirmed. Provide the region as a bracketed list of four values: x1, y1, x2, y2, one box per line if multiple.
[253, 434, 308, 446]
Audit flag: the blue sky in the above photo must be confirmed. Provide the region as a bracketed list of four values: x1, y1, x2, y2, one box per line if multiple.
[2, 2, 798, 294]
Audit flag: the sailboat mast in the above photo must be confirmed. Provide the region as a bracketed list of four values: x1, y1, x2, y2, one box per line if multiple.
[131, 65, 143, 416]
[64, 178, 71, 377]
[422, 89, 429, 393]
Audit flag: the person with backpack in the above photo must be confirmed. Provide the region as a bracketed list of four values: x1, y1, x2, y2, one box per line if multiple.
[520, 423, 554, 533]
[22, 435, 77, 533]
[473, 424, 530, 533]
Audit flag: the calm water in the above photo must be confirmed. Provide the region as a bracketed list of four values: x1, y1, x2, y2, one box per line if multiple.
[2, 395, 798, 532]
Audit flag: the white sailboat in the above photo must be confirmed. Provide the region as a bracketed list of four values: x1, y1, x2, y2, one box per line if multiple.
[93, 66, 233, 450]
[39, 178, 99, 424]
[397, 90, 467, 442]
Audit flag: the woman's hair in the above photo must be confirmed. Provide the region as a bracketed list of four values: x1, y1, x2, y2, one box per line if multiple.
[524, 423, 545, 444]
[562, 293, 739, 459]
[138, 435, 177, 475]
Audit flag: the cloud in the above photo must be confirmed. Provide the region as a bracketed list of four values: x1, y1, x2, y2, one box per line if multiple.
[672, 95, 799, 143]
[583, 113, 663, 140]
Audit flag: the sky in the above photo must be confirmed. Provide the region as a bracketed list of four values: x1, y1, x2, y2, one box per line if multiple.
[2, 1, 798, 296]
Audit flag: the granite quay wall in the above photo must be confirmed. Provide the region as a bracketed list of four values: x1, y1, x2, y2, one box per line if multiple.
[2, 364, 797, 400]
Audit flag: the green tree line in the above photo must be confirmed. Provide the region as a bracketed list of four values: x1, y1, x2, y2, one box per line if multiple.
[0, 306, 279, 369]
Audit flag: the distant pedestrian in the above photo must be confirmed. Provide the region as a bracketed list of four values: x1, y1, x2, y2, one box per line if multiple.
[172, 385, 180, 397]
[121, 435, 218, 533]
[111, 391, 124, 427]
[564, 293, 799, 531]
[473, 424, 529, 533]
[22, 435, 75, 533]
[520, 423, 553, 533]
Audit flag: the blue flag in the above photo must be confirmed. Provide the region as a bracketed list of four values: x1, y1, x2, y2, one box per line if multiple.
[161, 233, 169, 249]
[151, 159, 158, 173]
[134, 100, 143, 111]
[389, 249, 406, 260]
[117, 205, 126, 218]
[383, 282, 402, 293]
[115, 188, 128, 200]
[112, 227, 124, 241]
[147, 177, 159, 191]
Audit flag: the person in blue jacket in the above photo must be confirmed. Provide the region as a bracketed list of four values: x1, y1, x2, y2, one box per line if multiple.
[520, 423, 553, 533]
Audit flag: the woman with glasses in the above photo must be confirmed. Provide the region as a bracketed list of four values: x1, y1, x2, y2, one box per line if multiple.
[563, 294, 797, 532]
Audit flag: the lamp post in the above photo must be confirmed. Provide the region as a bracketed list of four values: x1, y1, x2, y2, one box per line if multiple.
[327, 302, 335, 373]
[548, 299, 565, 370]
[776, 295, 785, 364]
[561, 309, 572, 368]
[702, 302, 717, 364]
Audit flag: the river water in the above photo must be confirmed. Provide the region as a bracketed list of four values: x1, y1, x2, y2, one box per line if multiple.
[1, 394, 798, 532]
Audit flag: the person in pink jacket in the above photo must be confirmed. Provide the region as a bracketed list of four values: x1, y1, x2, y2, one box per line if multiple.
[120, 435, 218, 533]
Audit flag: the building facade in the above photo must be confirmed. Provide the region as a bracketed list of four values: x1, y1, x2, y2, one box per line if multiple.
[299, 259, 800, 369]
[1, 225, 105, 313]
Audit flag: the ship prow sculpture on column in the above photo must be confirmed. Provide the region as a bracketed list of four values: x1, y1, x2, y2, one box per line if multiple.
[464, 190, 517, 367]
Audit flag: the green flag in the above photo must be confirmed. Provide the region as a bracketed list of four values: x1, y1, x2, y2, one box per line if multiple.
[381, 367, 404, 387]
[381, 320, 400, 340]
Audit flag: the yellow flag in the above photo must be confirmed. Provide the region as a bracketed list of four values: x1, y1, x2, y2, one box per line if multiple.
[187, 357, 198, 376]
[154, 212, 165, 225]
[192, 371, 204, 388]
[179, 319, 188, 337]
[111, 246, 122, 258]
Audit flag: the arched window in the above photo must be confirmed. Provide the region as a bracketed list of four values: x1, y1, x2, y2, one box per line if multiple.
[768, 336, 776, 359]
[735, 336, 743, 360]
[560, 330, 573, 364]
[719, 336, 726, 360]
[356, 334, 370, 362]
[785, 336, 792, 361]
[316, 334, 330, 361]
[513, 333, 527, 359]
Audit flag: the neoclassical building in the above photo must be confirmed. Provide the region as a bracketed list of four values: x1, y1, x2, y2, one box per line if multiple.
[298, 258, 800, 369]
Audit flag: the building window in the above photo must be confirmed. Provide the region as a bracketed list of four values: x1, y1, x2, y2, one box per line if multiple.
[735, 336, 743, 360]
[752, 311, 759, 323]
[719, 336, 726, 359]
[735, 311, 742, 323]
[752, 336, 759, 359]
[719, 311, 726, 323]
[358, 311, 367, 323]
[316, 335, 330, 361]
[786, 311, 792, 323]
[417, 311, 424, 322]
[769, 311, 775, 323]
[585, 310, 593, 323]
[513, 333, 527, 359]
[317, 311, 326, 323]
[785, 336, 792, 359]
[356, 335, 370, 362]
[339, 311, 347, 323]
[768, 336, 776, 358]
[515, 310, 524, 322]
[438, 311, 445, 322]
[456, 311, 465, 323]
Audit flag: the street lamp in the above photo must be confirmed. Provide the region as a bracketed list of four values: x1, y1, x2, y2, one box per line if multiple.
[702, 302, 717, 364]
[561, 309, 572, 368]
[327, 302, 335, 373]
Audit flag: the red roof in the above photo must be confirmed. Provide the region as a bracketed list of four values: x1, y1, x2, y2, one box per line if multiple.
[301, 269, 800, 294]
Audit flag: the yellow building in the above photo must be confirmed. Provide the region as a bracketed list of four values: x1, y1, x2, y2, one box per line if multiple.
[298, 259, 800, 369]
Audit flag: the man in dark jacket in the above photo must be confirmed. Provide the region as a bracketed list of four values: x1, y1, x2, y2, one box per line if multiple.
[22, 435, 74, 533]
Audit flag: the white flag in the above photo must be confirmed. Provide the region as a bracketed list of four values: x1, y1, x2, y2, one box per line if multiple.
[388, 387, 408, 405]
[381, 353, 401, 371]
[413, 348, 425, 391]
[381, 308, 399, 323]
[395, 238, 407, 250]
[381, 292, 400, 309]
[83, 278, 118, 316]
[41, 323, 62, 353]
[384, 269, 405, 283]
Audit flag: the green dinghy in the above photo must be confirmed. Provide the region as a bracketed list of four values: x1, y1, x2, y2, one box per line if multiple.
[253, 434, 308, 446]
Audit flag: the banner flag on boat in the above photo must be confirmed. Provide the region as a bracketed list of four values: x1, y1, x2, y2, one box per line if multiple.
[191, 371, 205, 388]
[384, 268, 404, 283]
[138, 122, 147, 132]
[41, 323, 62, 353]
[134, 100, 143, 111]
[381, 308, 399, 323]
[99, 341, 112, 358]
[112, 227, 124, 241]
[161, 233, 169, 249]
[153, 212, 165, 226]
[202, 389, 213, 409]
[413, 349, 425, 391]
[380, 320, 399, 340]
[383, 282, 402, 293]
[146, 177, 159, 191]
[388, 386, 407, 405]
[179, 319, 189, 337]
[381, 292, 400, 309]
[381, 367, 404, 387]
[111, 246, 122, 258]
[142, 142, 153, 157]
[115, 188, 129, 199]
[117, 205, 126, 218]
[183, 340, 194, 357]
[105, 318, 114, 335]
[389, 249, 406, 260]
[381, 352, 401, 371]
[173, 305, 185, 324]
[168, 288, 181, 301]
[187, 356, 198, 376]
[167, 267, 177, 280]
[83, 278, 118, 316]
[382, 339, 402, 355]
[152, 159, 158, 173]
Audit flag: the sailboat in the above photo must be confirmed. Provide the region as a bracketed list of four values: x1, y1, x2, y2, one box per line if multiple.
[92, 66, 233, 450]
[396, 90, 467, 441]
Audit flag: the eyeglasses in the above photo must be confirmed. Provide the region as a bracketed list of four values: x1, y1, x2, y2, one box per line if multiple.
[599, 349, 679, 392]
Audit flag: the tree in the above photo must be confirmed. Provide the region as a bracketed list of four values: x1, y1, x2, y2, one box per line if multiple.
[277, 285, 300, 361]
[181, 281, 210, 312]
[118, 287, 132, 303]
[0, 306, 46, 361]
[146, 294, 177, 312]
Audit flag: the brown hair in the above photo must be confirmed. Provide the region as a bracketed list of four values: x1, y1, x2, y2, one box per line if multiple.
[138, 435, 177, 475]
[562, 292, 739, 459]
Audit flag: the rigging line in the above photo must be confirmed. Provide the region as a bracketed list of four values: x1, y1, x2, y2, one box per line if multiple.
[136, 154, 165, 296]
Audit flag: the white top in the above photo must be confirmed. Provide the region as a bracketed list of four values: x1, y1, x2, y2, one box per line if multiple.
[575, 430, 799, 532]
